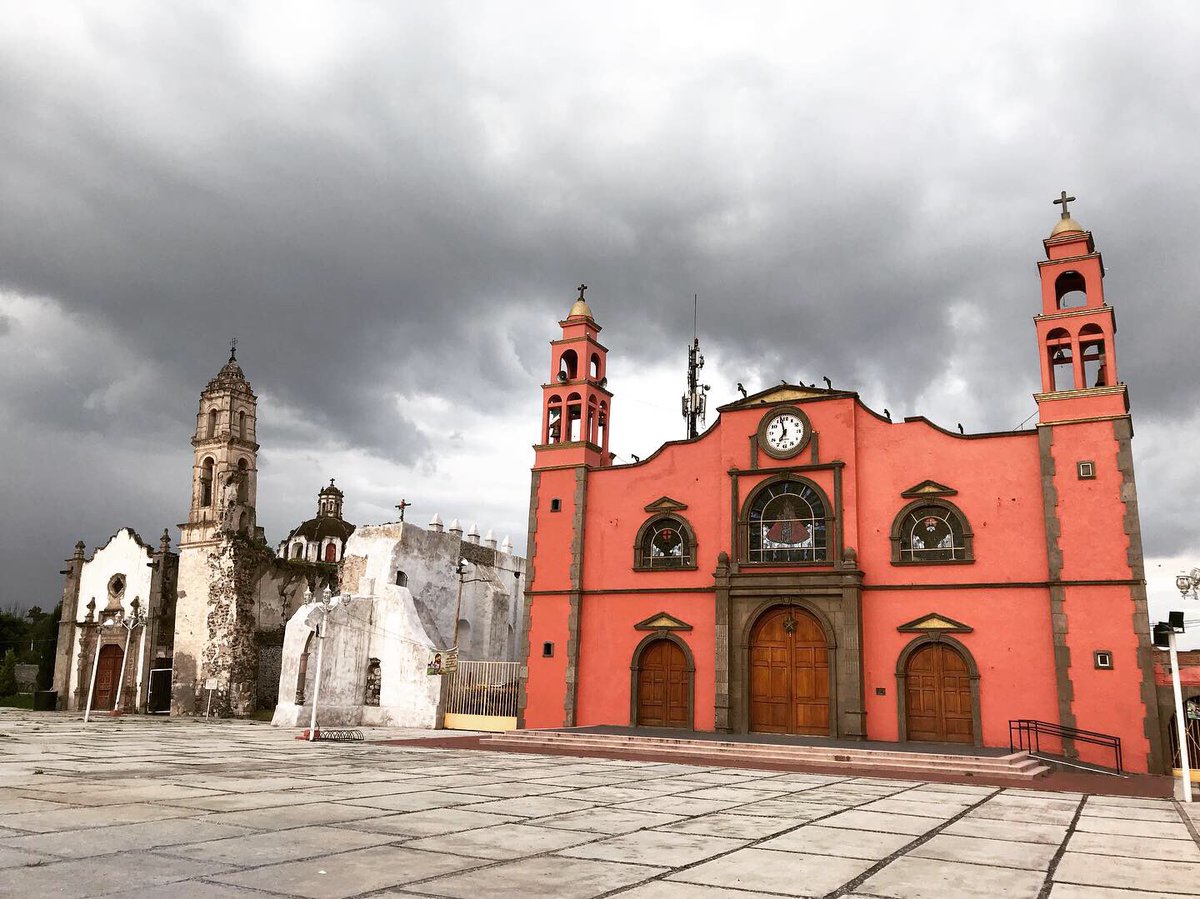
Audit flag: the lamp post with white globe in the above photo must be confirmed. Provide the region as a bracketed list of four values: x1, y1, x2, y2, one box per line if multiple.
[1166, 568, 1200, 801]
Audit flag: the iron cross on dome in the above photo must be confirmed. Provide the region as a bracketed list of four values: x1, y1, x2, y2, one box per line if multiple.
[577, 283, 587, 299]
[1053, 191, 1076, 218]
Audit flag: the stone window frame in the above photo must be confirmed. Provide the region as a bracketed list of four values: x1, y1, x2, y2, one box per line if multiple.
[633, 514, 698, 571]
[889, 497, 975, 566]
[738, 475, 833, 566]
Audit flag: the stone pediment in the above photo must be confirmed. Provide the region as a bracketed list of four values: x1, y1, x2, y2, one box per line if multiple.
[718, 383, 854, 412]
[643, 496, 688, 513]
[634, 612, 693, 632]
[900, 480, 958, 498]
[897, 613, 973, 634]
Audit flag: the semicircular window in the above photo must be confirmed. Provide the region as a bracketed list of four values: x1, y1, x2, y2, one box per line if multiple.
[747, 481, 828, 562]
[638, 518, 694, 569]
[899, 505, 970, 562]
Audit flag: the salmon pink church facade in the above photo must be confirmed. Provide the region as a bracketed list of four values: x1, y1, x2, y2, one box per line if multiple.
[520, 201, 1165, 774]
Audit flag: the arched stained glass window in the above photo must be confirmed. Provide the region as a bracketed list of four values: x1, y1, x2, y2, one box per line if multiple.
[892, 501, 973, 564]
[636, 517, 695, 569]
[746, 480, 828, 563]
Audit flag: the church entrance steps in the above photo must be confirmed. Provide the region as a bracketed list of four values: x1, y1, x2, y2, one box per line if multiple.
[483, 729, 1052, 780]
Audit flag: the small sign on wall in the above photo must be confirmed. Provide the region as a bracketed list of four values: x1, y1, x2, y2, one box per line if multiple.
[427, 648, 459, 676]
[204, 677, 219, 691]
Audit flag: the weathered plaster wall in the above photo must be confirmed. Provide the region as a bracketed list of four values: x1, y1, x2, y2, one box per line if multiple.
[271, 579, 442, 728]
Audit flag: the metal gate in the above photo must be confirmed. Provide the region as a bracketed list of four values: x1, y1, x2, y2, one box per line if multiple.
[147, 668, 172, 714]
[443, 661, 520, 732]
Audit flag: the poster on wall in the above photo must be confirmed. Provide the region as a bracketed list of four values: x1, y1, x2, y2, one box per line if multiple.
[427, 647, 459, 676]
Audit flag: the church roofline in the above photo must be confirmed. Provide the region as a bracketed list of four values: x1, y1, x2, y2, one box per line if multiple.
[604, 385, 1036, 471]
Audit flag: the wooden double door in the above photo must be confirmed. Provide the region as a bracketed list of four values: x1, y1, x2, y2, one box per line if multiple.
[749, 607, 830, 735]
[636, 639, 690, 728]
[904, 642, 974, 743]
[91, 644, 124, 711]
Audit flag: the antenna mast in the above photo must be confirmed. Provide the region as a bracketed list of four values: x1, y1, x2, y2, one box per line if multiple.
[682, 294, 709, 439]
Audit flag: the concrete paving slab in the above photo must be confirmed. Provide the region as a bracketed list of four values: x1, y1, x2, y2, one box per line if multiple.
[1053, 851, 1200, 893]
[1066, 828, 1200, 862]
[859, 855, 1045, 898]
[405, 820, 605, 859]
[0, 801, 204, 834]
[675, 785, 789, 803]
[910, 833, 1058, 870]
[817, 809, 939, 836]
[1080, 803, 1183, 823]
[342, 789, 490, 812]
[1073, 815, 1192, 840]
[533, 806, 685, 835]
[968, 803, 1078, 825]
[614, 882, 783, 899]
[0, 851, 235, 899]
[102, 882, 267, 898]
[856, 797, 967, 819]
[211, 845, 487, 898]
[0, 844, 52, 869]
[416, 855, 665, 899]
[441, 780, 569, 798]
[942, 817, 1068, 844]
[0, 796, 73, 815]
[719, 798, 834, 819]
[658, 813, 809, 840]
[453, 794, 601, 818]
[667, 847, 872, 896]
[200, 800, 393, 830]
[161, 790, 330, 812]
[158, 823, 395, 866]
[759, 823, 915, 859]
[334, 806, 521, 836]
[0, 817, 257, 859]
[1048, 885, 1200, 899]
[558, 829, 747, 866]
[617, 795, 746, 816]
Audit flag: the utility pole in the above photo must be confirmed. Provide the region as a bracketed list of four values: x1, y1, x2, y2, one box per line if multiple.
[682, 295, 709, 439]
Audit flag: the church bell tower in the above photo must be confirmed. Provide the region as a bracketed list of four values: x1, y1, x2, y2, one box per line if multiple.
[179, 343, 262, 548]
[1034, 192, 1125, 424]
[534, 285, 613, 470]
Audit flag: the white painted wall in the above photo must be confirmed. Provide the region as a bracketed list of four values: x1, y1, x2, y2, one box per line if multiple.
[271, 575, 441, 728]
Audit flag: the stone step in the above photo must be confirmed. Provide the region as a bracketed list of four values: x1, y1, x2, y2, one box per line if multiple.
[482, 731, 1051, 780]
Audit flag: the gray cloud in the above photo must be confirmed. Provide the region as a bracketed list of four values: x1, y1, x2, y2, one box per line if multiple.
[2, 3, 1199, 610]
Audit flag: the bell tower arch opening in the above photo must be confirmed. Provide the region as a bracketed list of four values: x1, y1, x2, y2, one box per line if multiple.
[182, 343, 261, 547]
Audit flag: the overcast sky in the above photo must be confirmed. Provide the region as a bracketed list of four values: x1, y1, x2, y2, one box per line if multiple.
[2, 3, 1198, 634]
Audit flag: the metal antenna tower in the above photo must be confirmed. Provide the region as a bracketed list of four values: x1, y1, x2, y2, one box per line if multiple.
[682, 294, 710, 439]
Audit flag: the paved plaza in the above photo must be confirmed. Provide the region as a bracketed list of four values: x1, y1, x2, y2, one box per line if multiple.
[1, 712, 1199, 898]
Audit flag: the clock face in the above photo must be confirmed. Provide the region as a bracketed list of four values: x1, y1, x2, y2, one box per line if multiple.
[760, 407, 810, 458]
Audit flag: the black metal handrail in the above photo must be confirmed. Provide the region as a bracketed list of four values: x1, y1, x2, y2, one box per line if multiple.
[1009, 719, 1122, 775]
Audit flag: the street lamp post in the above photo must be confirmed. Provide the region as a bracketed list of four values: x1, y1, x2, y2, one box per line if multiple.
[303, 585, 353, 742]
[113, 600, 147, 714]
[1171, 568, 1200, 802]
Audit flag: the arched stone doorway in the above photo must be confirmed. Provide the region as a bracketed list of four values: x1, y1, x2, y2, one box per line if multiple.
[898, 638, 977, 744]
[92, 644, 124, 711]
[631, 635, 693, 728]
[748, 606, 830, 735]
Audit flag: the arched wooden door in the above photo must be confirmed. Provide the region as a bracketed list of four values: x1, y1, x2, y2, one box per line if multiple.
[749, 607, 829, 735]
[92, 644, 124, 711]
[636, 639, 689, 728]
[904, 643, 973, 743]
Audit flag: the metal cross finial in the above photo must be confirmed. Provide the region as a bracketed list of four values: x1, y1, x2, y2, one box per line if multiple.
[229, 337, 238, 361]
[395, 499, 412, 522]
[577, 283, 588, 300]
[1053, 191, 1076, 219]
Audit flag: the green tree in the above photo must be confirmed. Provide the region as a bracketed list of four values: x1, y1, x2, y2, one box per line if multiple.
[0, 650, 18, 696]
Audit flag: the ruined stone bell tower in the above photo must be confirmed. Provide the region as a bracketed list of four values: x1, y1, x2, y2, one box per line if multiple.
[172, 344, 268, 716]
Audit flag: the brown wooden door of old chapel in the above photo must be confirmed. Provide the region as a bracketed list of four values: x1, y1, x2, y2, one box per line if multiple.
[904, 642, 973, 743]
[749, 607, 830, 735]
[637, 639, 689, 728]
[91, 644, 124, 711]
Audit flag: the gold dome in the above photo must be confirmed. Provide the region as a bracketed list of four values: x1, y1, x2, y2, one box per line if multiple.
[568, 298, 593, 319]
[1050, 215, 1084, 237]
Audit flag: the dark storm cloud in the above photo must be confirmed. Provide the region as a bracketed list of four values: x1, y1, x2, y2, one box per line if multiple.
[2, 3, 1199, 610]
